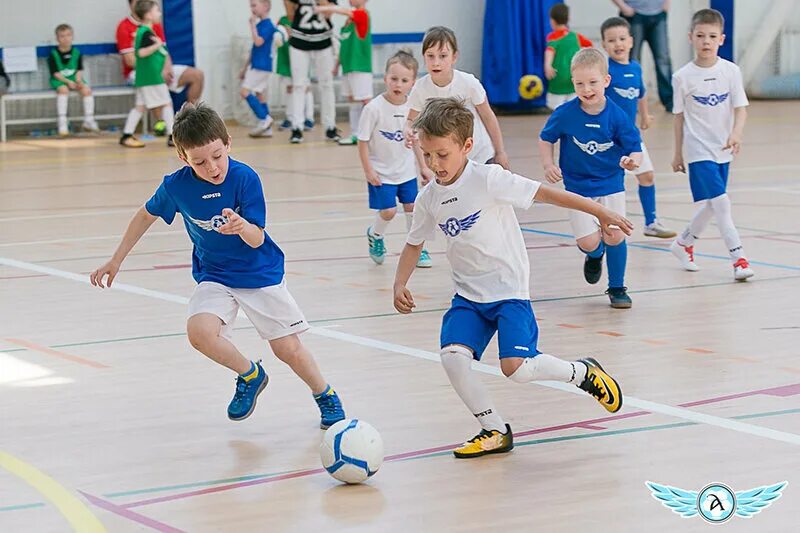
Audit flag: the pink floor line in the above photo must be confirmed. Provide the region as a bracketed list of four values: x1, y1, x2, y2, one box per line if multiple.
[118, 381, 800, 510]
[80, 491, 188, 532]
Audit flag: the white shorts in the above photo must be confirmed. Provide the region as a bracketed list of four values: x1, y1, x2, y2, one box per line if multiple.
[188, 280, 309, 340]
[127, 64, 189, 93]
[342, 72, 374, 101]
[241, 67, 271, 94]
[627, 141, 654, 176]
[546, 92, 575, 110]
[569, 191, 627, 239]
[135, 84, 172, 109]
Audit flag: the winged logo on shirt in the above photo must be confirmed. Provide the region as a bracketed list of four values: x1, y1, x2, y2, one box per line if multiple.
[572, 137, 614, 156]
[188, 206, 241, 233]
[692, 92, 729, 106]
[613, 86, 640, 100]
[379, 129, 404, 142]
[438, 210, 481, 237]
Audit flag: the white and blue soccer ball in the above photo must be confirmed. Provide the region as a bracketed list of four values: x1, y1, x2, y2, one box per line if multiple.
[320, 419, 384, 484]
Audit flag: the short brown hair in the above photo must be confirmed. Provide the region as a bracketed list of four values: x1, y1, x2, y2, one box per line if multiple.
[571, 48, 608, 75]
[55, 24, 73, 35]
[691, 8, 724, 31]
[172, 102, 229, 157]
[134, 0, 159, 20]
[385, 49, 418, 75]
[550, 4, 569, 26]
[422, 26, 458, 55]
[412, 97, 473, 146]
[600, 17, 630, 40]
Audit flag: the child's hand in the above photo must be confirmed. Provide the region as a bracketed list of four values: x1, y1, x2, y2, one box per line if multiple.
[218, 208, 247, 235]
[544, 164, 562, 183]
[162, 67, 174, 85]
[151, 35, 163, 48]
[66, 80, 77, 90]
[724, 132, 742, 155]
[672, 154, 685, 173]
[619, 156, 639, 171]
[598, 208, 634, 237]
[366, 171, 381, 187]
[250, 15, 259, 25]
[640, 113, 653, 130]
[393, 284, 416, 314]
[493, 151, 510, 170]
[420, 167, 435, 185]
[544, 65, 557, 81]
[90, 260, 121, 289]
[403, 126, 417, 149]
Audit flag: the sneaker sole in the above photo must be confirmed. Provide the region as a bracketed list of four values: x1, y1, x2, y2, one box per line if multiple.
[416, 262, 432, 268]
[644, 231, 678, 238]
[609, 299, 632, 309]
[320, 417, 346, 430]
[735, 272, 754, 281]
[228, 374, 269, 421]
[579, 357, 623, 413]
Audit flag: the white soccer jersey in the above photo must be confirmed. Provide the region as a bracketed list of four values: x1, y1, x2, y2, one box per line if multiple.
[672, 58, 749, 164]
[358, 95, 417, 185]
[407, 162, 541, 303]
[408, 70, 494, 164]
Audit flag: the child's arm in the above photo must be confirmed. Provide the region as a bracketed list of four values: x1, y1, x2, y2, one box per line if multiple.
[534, 184, 634, 235]
[358, 140, 381, 186]
[137, 36, 164, 59]
[412, 142, 435, 185]
[537, 139, 563, 183]
[620, 151, 642, 171]
[638, 97, 652, 130]
[544, 48, 556, 80]
[672, 112, 685, 173]
[218, 208, 265, 248]
[90, 207, 158, 288]
[250, 17, 266, 47]
[725, 107, 747, 155]
[313, 5, 354, 17]
[403, 108, 420, 148]
[475, 102, 510, 169]
[393, 243, 423, 314]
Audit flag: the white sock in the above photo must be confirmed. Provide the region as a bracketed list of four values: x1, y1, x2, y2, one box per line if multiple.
[123, 107, 143, 135]
[348, 102, 363, 137]
[305, 90, 314, 122]
[709, 194, 744, 260]
[372, 213, 390, 236]
[404, 212, 413, 233]
[161, 105, 175, 135]
[678, 200, 714, 246]
[82, 95, 95, 120]
[56, 93, 68, 119]
[509, 354, 587, 385]
[441, 346, 506, 432]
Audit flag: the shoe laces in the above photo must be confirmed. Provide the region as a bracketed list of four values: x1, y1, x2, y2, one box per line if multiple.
[316, 391, 340, 416]
[371, 236, 385, 255]
[684, 245, 695, 262]
[734, 258, 750, 269]
[582, 374, 607, 402]
[466, 429, 495, 444]
[605, 286, 628, 296]
[420, 249, 430, 260]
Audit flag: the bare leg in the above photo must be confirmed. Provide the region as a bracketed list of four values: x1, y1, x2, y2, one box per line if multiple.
[186, 313, 251, 374]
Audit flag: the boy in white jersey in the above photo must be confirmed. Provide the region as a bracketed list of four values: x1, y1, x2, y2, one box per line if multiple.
[394, 97, 629, 458]
[404, 27, 509, 174]
[359, 50, 432, 267]
[669, 9, 754, 281]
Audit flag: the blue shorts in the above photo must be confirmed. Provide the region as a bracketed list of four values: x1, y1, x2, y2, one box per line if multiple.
[368, 178, 419, 210]
[688, 161, 729, 202]
[440, 294, 541, 360]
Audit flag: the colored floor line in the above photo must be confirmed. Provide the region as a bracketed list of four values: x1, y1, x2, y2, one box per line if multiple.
[80, 491, 186, 533]
[0, 450, 106, 532]
[3, 338, 109, 369]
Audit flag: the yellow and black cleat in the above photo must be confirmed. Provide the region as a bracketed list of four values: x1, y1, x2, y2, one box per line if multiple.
[453, 424, 514, 459]
[578, 357, 623, 413]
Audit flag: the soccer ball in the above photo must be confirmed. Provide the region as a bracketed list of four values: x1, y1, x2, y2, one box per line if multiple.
[320, 419, 384, 484]
[153, 120, 167, 137]
[519, 74, 544, 100]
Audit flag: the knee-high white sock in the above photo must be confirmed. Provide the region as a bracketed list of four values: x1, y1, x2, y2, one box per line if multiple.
[82, 95, 95, 120]
[56, 94, 68, 119]
[678, 200, 714, 246]
[123, 107, 144, 135]
[348, 102, 363, 137]
[509, 354, 587, 385]
[161, 105, 175, 135]
[404, 212, 413, 233]
[709, 194, 744, 260]
[441, 346, 506, 432]
[372, 212, 390, 236]
[305, 90, 314, 122]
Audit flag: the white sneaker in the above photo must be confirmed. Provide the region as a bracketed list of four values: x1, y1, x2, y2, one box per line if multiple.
[643, 220, 677, 239]
[57, 117, 69, 137]
[82, 119, 100, 133]
[670, 240, 699, 271]
[249, 116, 274, 137]
[249, 125, 273, 138]
[733, 258, 754, 281]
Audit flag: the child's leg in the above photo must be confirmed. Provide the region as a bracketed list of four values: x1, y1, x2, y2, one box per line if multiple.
[441, 344, 506, 432]
[242, 88, 268, 120]
[122, 105, 145, 135]
[709, 193, 745, 261]
[289, 47, 311, 130]
[576, 230, 605, 285]
[637, 171, 657, 226]
[678, 200, 714, 247]
[373, 207, 395, 236]
[187, 313, 252, 374]
[402, 203, 414, 233]
[56, 86, 69, 134]
[304, 86, 315, 125]
[160, 104, 175, 135]
[78, 84, 96, 124]
[269, 334, 326, 395]
[604, 229, 628, 294]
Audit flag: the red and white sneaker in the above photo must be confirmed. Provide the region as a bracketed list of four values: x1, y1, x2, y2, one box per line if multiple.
[670, 240, 699, 272]
[733, 258, 754, 281]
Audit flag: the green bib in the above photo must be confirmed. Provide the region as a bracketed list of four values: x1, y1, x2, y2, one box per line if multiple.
[275, 16, 291, 78]
[49, 48, 81, 88]
[549, 32, 580, 95]
[134, 25, 168, 87]
[339, 11, 372, 74]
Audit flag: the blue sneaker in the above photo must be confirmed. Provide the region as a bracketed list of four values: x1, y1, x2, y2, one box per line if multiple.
[314, 385, 345, 429]
[303, 119, 315, 131]
[367, 227, 385, 264]
[279, 119, 291, 131]
[606, 287, 632, 309]
[416, 249, 432, 268]
[227, 361, 269, 421]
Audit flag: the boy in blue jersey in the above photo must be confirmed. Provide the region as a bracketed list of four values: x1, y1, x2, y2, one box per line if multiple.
[90, 102, 345, 428]
[239, 0, 288, 138]
[539, 48, 642, 308]
[602, 17, 676, 239]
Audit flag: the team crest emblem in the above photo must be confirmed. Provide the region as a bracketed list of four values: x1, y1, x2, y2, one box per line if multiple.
[438, 210, 481, 237]
[692, 92, 729, 106]
[613, 86, 640, 99]
[188, 207, 241, 233]
[379, 129, 404, 142]
[572, 137, 614, 155]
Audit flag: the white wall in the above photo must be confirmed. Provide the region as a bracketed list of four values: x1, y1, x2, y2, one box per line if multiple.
[734, 0, 800, 80]
[0, 0, 124, 46]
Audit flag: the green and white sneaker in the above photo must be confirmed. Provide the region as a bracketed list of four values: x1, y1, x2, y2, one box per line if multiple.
[416, 249, 432, 268]
[338, 135, 358, 146]
[367, 227, 386, 264]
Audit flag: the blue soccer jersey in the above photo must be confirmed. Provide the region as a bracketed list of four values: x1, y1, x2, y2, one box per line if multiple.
[607, 59, 645, 123]
[145, 158, 285, 288]
[251, 18, 277, 72]
[539, 97, 641, 197]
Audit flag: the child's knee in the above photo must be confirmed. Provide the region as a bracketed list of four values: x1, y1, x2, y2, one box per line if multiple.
[271, 334, 303, 365]
[380, 208, 397, 221]
[637, 171, 655, 186]
[500, 357, 523, 378]
[576, 233, 601, 253]
[239, 88, 250, 99]
[603, 230, 626, 246]
[440, 345, 473, 371]
[80, 86, 92, 97]
[402, 203, 415, 213]
[56, 86, 68, 95]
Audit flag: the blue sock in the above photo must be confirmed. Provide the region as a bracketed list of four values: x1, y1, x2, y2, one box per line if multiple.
[638, 184, 657, 226]
[314, 384, 332, 399]
[170, 89, 187, 113]
[582, 241, 605, 259]
[245, 94, 267, 120]
[606, 241, 628, 289]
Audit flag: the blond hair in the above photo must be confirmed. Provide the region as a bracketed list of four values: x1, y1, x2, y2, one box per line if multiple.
[571, 48, 608, 75]
[412, 97, 473, 146]
[385, 49, 418, 75]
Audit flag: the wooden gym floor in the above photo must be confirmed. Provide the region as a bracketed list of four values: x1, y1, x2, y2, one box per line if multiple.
[1, 101, 799, 532]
